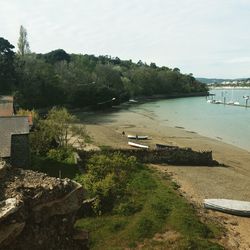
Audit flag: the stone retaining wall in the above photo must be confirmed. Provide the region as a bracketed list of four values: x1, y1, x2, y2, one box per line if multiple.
[78, 147, 218, 166]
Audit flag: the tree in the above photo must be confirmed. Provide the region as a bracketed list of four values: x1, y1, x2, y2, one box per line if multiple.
[44, 49, 70, 64]
[30, 107, 89, 155]
[17, 25, 30, 56]
[16, 56, 65, 108]
[0, 37, 16, 93]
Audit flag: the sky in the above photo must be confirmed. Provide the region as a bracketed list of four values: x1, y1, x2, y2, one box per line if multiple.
[1, 0, 250, 78]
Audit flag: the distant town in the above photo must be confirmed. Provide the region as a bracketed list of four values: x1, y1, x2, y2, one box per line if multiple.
[197, 77, 250, 88]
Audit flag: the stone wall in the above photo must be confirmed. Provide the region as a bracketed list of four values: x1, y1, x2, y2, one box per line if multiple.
[78, 147, 218, 166]
[0, 163, 87, 250]
[11, 134, 30, 168]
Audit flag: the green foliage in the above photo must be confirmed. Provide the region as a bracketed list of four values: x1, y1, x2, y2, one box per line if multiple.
[47, 147, 75, 164]
[1, 36, 208, 109]
[75, 153, 140, 214]
[43, 49, 70, 64]
[114, 200, 143, 216]
[30, 107, 89, 155]
[17, 25, 30, 56]
[15, 55, 65, 108]
[29, 154, 80, 179]
[76, 168, 224, 250]
[0, 37, 16, 94]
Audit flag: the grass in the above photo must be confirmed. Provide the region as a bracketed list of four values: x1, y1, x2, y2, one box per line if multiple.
[75, 167, 224, 249]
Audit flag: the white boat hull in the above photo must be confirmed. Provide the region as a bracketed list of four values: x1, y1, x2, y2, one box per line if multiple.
[127, 135, 148, 140]
[128, 141, 149, 149]
[204, 199, 250, 216]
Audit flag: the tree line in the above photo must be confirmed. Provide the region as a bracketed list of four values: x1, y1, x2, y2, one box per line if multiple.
[0, 27, 208, 109]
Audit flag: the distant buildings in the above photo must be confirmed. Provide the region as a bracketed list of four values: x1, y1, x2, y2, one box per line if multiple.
[209, 79, 250, 87]
[0, 96, 30, 167]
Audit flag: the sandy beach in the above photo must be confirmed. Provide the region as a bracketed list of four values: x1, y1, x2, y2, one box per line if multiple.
[76, 105, 250, 249]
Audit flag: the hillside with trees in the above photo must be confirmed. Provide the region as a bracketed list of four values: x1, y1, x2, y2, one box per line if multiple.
[0, 29, 208, 110]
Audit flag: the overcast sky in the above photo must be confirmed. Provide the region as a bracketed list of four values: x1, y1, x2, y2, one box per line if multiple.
[1, 0, 250, 78]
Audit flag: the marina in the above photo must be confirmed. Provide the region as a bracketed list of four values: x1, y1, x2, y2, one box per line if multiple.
[131, 88, 250, 151]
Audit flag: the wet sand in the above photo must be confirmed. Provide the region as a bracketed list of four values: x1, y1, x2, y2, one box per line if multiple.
[76, 106, 250, 249]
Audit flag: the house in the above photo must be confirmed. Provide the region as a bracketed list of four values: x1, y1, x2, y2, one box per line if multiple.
[0, 116, 30, 168]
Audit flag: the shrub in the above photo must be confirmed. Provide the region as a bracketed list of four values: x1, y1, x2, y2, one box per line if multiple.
[75, 152, 140, 214]
[46, 147, 75, 164]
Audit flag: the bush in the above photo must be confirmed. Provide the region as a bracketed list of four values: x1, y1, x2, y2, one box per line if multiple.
[46, 147, 75, 164]
[75, 152, 140, 214]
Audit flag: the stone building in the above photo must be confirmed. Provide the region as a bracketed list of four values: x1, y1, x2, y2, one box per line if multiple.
[0, 116, 30, 168]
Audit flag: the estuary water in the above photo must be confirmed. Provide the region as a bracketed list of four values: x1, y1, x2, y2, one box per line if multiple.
[133, 88, 250, 151]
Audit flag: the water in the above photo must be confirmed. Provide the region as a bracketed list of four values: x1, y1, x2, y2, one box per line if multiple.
[132, 89, 250, 151]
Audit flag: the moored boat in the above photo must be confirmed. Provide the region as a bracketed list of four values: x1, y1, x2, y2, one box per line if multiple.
[204, 199, 250, 217]
[214, 100, 222, 104]
[128, 141, 149, 149]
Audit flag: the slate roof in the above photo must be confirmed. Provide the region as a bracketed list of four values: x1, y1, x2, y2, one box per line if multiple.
[0, 116, 29, 158]
[0, 96, 14, 116]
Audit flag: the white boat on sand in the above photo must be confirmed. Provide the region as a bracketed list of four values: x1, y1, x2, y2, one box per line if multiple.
[127, 135, 148, 140]
[204, 199, 250, 217]
[128, 141, 149, 149]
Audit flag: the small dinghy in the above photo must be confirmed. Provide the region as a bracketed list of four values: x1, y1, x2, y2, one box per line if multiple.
[127, 135, 148, 140]
[128, 141, 149, 149]
[204, 199, 250, 217]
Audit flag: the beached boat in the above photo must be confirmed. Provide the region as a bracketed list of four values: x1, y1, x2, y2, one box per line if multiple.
[129, 99, 138, 103]
[128, 141, 149, 149]
[127, 135, 148, 140]
[204, 199, 250, 216]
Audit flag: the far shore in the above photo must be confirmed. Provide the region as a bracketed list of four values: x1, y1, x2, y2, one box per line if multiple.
[76, 106, 250, 249]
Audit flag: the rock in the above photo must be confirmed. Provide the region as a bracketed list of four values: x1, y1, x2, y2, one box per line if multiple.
[0, 222, 25, 246]
[230, 220, 238, 226]
[0, 167, 87, 250]
[0, 198, 22, 222]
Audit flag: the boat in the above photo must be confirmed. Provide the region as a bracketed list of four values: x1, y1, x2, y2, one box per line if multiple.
[207, 99, 215, 103]
[129, 99, 138, 103]
[214, 100, 222, 104]
[128, 141, 149, 149]
[204, 199, 250, 217]
[127, 135, 148, 140]
[227, 100, 234, 105]
[233, 101, 240, 105]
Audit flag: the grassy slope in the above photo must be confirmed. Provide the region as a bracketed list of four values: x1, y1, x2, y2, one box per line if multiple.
[75, 167, 224, 250]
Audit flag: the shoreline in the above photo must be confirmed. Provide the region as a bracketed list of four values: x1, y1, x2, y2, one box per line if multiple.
[77, 106, 250, 249]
